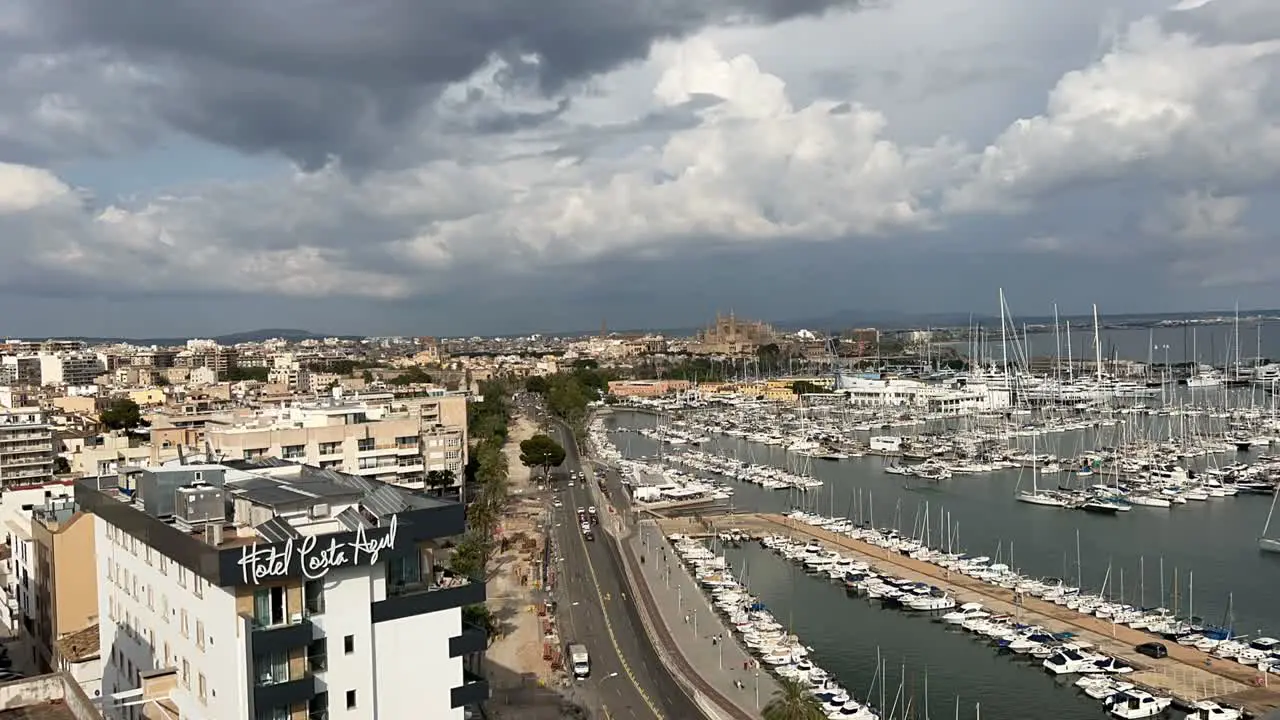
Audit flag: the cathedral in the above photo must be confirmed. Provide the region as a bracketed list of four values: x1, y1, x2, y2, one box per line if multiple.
[689, 312, 776, 356]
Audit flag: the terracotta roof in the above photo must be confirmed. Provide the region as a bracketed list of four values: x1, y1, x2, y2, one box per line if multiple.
[53, 624, 99, 663]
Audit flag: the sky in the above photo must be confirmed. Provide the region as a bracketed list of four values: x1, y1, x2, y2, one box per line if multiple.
[3, 0, 1280, 338]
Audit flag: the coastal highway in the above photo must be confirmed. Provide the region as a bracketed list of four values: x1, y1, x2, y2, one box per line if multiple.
[547, 421, 704, 720]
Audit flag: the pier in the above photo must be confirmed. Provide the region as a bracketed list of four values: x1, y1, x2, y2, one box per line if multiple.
[657, 512, 1280, 716]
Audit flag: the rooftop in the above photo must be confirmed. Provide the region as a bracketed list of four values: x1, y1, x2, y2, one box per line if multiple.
[0, 673, 98, 720]
[0, 701, 78, 720]
[53, 624, 99, 664]
[99, 458, 452, 550]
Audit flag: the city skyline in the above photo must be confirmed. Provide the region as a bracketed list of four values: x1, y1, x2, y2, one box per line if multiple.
[3, 0, 1279, 336]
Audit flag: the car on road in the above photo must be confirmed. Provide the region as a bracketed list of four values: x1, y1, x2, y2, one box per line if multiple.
[568, 480, 575, 487]
[552, 499, 562, 508]
[1135, 642, 1167, 659]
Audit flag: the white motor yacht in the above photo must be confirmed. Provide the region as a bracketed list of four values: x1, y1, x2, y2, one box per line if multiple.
[905, 594, 956, 612]
[1186, 701, 1243, 720]
[1107, 689, 1173, 719]
[942, 603, 989, 624]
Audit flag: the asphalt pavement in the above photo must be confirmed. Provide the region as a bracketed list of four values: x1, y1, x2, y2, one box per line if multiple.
[547, 422, 704, 720]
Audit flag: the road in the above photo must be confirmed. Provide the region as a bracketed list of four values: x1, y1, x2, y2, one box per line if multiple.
[545, 420, 704, 720]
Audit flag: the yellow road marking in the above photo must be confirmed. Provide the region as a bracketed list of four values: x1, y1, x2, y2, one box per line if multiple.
[576, 470, 663, 719]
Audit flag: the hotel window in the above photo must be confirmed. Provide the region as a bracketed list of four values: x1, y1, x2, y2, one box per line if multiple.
[254, 650, 289, 685]
[304, 579, 325, 616]
[346, 690, 357, 709]
[343, 635, 354, 654]
[281, 444, 305, 459]
[356, 437, 375, 452]
[193, 576, 203, 598]
[182, 659, 190, 688]
[318, 441, 341, 455]
[387, 553, 421, 589]
[253, 586, 286, 627]
[180, 609, 189, 638]
[196, 619, 205, 650]
[197, 673, 207, 703]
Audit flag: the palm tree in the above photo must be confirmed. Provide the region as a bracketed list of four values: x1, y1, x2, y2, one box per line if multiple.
[762, 677, 825, 720]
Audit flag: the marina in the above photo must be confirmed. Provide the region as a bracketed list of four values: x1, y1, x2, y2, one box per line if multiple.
[657, 512, 1277, 718]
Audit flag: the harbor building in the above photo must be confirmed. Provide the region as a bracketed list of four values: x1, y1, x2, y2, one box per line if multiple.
[79, 458, 487, 720]
[838, 376, 1011, 414]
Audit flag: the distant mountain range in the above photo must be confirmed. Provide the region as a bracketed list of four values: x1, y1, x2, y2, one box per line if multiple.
[7, 328, 361, 345]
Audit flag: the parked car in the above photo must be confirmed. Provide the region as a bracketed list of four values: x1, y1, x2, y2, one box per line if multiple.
[1135, 641, 1167, 659]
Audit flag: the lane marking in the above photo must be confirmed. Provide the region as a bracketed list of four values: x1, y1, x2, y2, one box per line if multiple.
[569, 459, 664, 719]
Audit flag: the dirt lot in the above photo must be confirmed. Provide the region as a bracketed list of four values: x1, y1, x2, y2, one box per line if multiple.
[484, 414, 585, 719]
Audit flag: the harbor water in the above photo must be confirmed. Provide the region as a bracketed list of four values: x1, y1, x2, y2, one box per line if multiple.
[608, 409, 1280, 716]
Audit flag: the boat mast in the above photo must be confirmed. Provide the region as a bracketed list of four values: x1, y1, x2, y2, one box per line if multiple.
[1054, 304, 1062, 386]
[1092, 303, 1103, 383]
[999, 288, 1009, 379]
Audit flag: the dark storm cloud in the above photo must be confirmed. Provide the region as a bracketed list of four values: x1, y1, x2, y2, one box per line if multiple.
[27, 0, 872, 170]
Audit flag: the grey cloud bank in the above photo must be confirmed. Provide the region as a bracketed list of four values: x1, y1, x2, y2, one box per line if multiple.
[1, 0, 1279, 337]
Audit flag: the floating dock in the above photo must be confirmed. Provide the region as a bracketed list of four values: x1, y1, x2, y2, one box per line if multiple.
[657, 512, 1280, 716]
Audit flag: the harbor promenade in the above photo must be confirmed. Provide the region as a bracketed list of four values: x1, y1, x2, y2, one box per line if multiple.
[627, 519, 780, 718]
[667, 512, 1280, 716]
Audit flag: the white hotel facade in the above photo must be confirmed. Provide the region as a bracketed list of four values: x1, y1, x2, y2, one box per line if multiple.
[79, 458, 487, 720]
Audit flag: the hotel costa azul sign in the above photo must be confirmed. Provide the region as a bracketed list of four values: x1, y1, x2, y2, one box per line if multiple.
[237, 515, 400, 584]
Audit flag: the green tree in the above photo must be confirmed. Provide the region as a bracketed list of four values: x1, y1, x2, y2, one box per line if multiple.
[519, 434, 566, 480]
[425, 469, 456, 495]
[762, 678, 826, 720]
[226, 366, 270, 382]
[53, 456, 71, 475]
[524, 375, 549, 394]
[362, 369, 374, 383]
[386, 366, 433, 386]
[100, 399, 145, 431]
[462, 604, 500, 648]
[791, 380, 825, 395]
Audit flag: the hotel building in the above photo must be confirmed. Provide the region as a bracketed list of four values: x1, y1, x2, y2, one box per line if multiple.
[78, 458, 487, 720]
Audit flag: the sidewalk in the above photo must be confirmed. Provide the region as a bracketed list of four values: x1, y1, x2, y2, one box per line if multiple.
[628, 521, 779, 717]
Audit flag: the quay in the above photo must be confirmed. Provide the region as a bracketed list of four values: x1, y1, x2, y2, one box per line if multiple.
[656, 512, 1280, 716]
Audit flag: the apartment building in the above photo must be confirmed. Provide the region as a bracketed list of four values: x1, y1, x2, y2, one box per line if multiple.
[176, 346, 238, 378]
[80, 459, 487, 720]
[0, 354, 42, 385]
[0, 483, 79, 667]
[62, 431, 184, 477]
[1, 407, 55, 489]
[205, 395, 466, 491]
[38, 352, 106, 387]
[29, 498, 100, 675]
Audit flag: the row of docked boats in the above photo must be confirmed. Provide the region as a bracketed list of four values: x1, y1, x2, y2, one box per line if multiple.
[667, 534, 881, 719]
[755, 525, 1247, 719]
[666, 449, 825, 490]
[779, 510, 1280, 675]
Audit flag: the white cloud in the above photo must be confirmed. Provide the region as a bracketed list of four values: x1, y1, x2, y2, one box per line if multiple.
[0, 162, 72, 213]
[4, 0, 1280, 307]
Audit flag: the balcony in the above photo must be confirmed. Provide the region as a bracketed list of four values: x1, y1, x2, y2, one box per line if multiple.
[249, 616, 315, 654]
[450, 670, 489, 708]
[253, 674, 315, 709]
[448, 622, 487, 658]
[371, 570, 485, 624]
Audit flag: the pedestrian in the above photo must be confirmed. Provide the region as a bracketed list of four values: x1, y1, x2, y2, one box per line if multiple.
[684, 614, 690, 624]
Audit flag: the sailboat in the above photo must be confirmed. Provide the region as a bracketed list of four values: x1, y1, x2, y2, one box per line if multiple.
[1260, 483, 1280, 553]
[1016, 433, 1068, 507]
